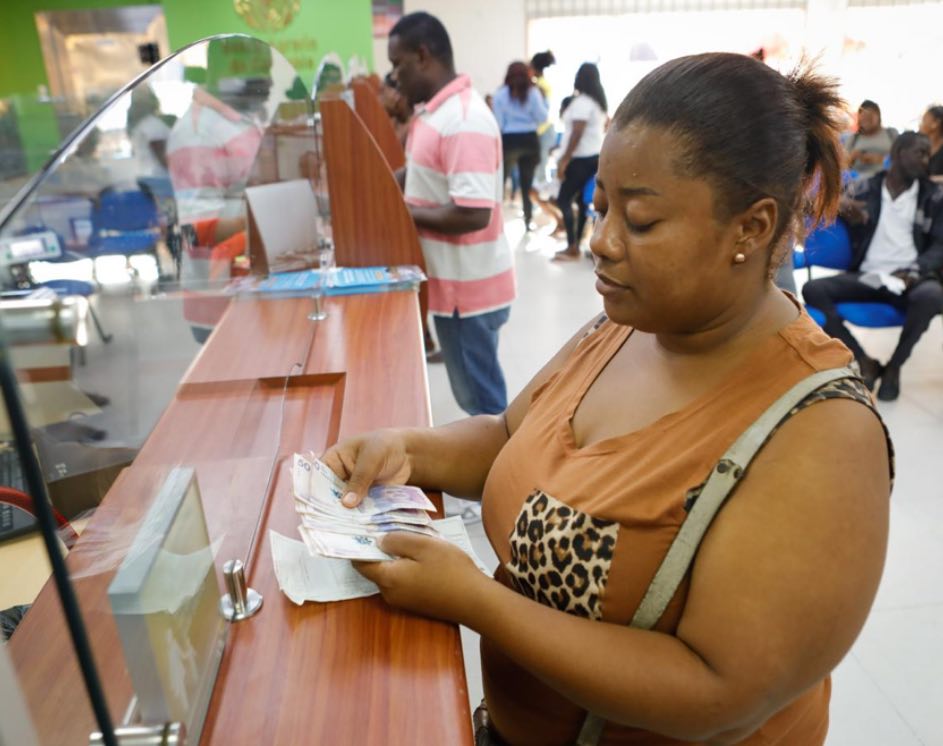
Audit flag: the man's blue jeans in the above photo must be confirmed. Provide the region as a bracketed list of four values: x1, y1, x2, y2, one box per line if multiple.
[434, 307, 510, 415]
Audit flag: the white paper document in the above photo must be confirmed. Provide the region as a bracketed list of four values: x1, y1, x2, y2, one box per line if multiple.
[433, 516, 493, 574]
[270, 529, 379, 604]
[270, 516, 492, 605]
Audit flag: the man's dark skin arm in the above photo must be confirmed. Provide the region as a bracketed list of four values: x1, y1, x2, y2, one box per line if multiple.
[395, 166, 490, 233]
[409, 204, 491, 234]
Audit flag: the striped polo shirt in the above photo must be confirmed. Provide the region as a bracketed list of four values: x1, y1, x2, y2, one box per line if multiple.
[404, 74, 516, 317]
[167, 94, 263, 223]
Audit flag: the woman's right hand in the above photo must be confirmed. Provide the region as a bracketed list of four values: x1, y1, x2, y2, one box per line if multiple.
[321, 429, 413, 507]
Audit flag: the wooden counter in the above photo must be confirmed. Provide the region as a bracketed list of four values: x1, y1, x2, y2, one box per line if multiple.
[8, 290, 473, 745]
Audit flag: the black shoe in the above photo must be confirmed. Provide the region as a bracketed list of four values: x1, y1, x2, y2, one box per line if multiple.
[877, 365, 900, 401]
[857, 356, 883, 391]
[425, 349, 445, 364]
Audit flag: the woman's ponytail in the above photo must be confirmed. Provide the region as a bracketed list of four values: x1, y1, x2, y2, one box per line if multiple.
[788, 65, 845, 233]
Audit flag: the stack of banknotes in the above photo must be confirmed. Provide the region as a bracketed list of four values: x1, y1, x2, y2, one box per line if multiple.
[292, 453, 439, 561]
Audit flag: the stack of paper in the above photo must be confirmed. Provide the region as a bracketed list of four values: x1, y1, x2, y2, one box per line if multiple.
[292, 453, 438, 561]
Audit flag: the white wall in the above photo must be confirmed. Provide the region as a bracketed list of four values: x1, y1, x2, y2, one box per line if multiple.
[523, 0, 941, 132]
[401, 0, 527, 97]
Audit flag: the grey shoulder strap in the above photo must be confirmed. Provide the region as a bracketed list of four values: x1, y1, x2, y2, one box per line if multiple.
[575, 366, 856, 746]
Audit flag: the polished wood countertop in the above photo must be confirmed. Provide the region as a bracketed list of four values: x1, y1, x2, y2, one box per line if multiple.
[9, 291, 473, 745]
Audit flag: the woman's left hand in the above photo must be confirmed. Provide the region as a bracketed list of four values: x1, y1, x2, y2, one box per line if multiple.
[353, 532, 488, 623]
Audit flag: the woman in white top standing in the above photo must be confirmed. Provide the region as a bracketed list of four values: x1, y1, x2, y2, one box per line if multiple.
[553, 63, 607, 261]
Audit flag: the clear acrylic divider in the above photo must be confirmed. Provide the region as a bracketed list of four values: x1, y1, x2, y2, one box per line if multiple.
[0, 34, 326, 744]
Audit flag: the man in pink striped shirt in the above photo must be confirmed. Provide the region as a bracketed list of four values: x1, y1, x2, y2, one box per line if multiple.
[389, 12, 516, 415]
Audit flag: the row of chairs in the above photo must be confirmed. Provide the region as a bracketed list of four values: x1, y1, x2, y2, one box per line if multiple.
[796, 219, 907, 329]
[15, 185, 168, 346]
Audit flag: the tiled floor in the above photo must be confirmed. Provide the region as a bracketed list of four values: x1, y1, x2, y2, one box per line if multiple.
[429, 209, 943, 745]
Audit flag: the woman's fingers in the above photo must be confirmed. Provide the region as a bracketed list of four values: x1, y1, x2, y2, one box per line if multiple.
[351, 558, 387, 583]
[341, 439, 390, 506]
[319, 443, 370, 507]
[379, 530, 430, 559]
[320, 446, 351, 481]
[321, 431, 412, 508]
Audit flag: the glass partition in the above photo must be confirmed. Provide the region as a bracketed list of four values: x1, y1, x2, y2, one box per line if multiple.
[0, 34, 326, 744]
[0, 91, 98, 215]
[0, 324, 105, 745]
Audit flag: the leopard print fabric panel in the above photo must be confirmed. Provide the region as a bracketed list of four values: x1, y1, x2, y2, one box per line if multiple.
[506, 491, 619, 620]
[684, 375, 894, 510]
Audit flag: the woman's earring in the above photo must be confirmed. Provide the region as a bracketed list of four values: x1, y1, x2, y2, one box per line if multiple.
[734, 252, 747, 264]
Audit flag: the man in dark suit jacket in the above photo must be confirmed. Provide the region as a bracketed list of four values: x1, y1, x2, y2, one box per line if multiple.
[802, 131, 943, 401]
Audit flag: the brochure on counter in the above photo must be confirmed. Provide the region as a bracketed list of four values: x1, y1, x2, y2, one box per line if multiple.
[228, 265, 426, 297]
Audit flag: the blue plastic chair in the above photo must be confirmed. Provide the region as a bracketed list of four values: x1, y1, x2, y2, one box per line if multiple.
[87, 189, 161, 261]
[796, 218, 906, 328]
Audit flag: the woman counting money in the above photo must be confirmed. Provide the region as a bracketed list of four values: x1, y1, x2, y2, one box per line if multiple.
[322, 53, 892, 746]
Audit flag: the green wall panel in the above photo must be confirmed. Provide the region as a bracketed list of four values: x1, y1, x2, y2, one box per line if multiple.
[162, 0, 373, 87]
[0, 0, 374, 99]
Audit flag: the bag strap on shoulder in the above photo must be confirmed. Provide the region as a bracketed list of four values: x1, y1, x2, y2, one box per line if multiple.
[575, 366, 856, 746]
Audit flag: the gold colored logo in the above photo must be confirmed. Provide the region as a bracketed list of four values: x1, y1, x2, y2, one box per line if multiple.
[233, 0, 301, 32]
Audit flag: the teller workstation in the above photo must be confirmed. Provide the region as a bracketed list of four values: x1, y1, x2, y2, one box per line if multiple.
[0, 34, 471, 745]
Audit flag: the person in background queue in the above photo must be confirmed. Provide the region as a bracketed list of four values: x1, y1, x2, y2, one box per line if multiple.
[919, 105, 943, 180]
[387, 12, 515, 416]
[530, 50, 557, 191]
[553, 63, 607, 261]
[846, 99, 897, 178]
[493, 61, 549, 230]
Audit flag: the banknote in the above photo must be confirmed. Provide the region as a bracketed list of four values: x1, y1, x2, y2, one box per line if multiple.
[271, 518, 490, 606]
[298, 525, 392, 561]
[293, 498, 433, 527]
[296, 518, 493, 568]
[292, 453, 435, 514]
[300, 517, 440, 539]
[293, 453, 440, 561]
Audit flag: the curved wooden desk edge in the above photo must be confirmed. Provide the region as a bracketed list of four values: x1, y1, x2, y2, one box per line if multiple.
[9, 291, 472, 745]
[351, 79, 406, 172]
[320, 98, 429, 322]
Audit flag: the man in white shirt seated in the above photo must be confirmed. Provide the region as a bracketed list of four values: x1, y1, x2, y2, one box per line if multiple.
[802, 131, 943, 401]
